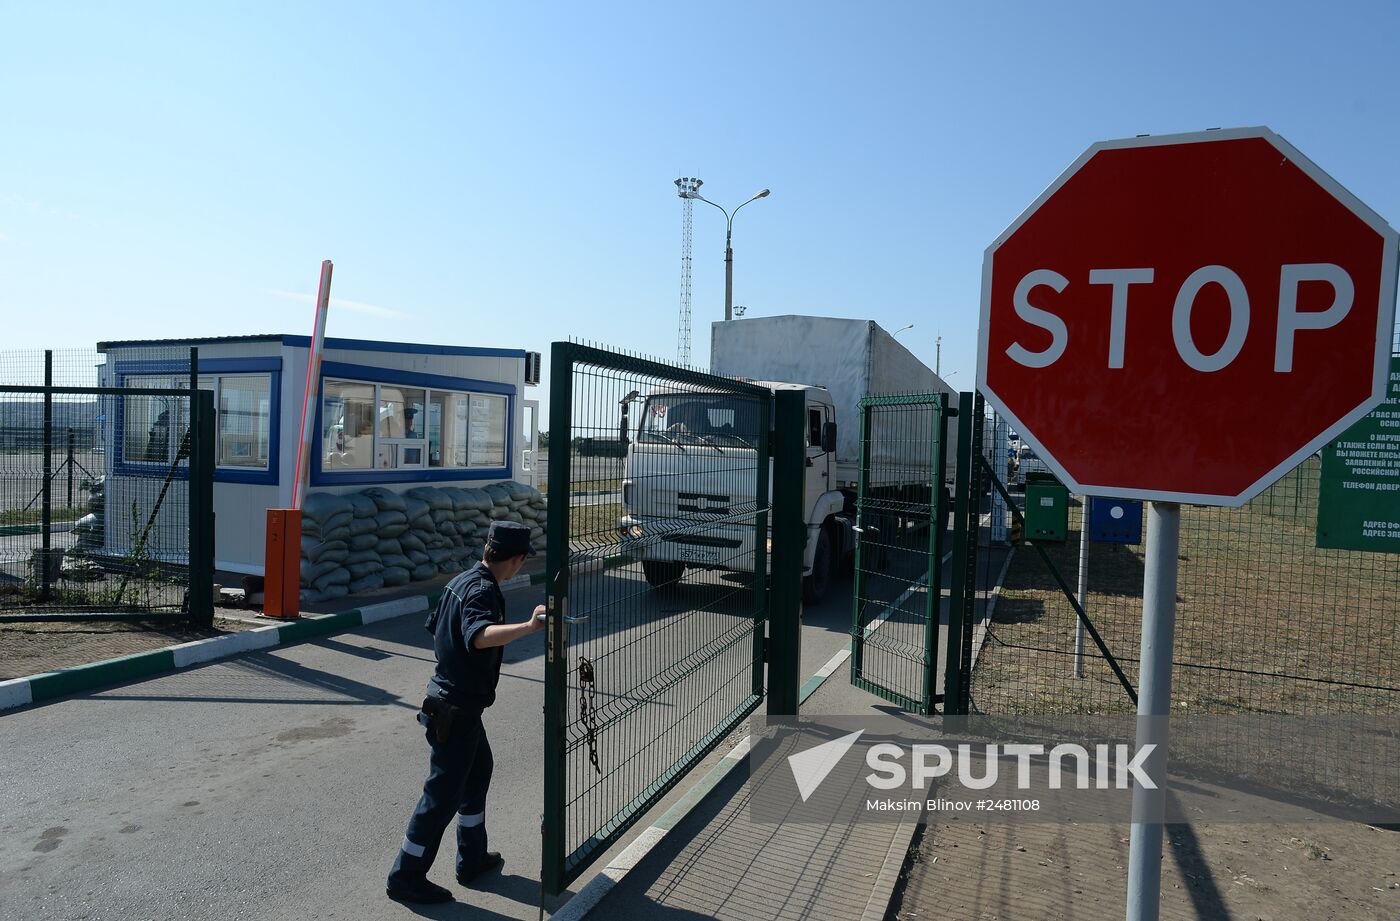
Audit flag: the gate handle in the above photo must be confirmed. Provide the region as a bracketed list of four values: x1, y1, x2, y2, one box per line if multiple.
[550, 569, 590, 623]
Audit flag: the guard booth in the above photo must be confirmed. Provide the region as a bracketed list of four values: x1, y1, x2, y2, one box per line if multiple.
[96, 335, 541, 576]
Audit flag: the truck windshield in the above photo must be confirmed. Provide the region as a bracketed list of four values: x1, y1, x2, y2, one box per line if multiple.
[639, 394, 761, 448]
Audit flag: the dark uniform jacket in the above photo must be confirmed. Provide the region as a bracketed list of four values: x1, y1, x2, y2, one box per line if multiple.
[425, 563, 506, 710]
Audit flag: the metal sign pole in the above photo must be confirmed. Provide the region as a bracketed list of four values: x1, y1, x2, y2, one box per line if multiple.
[1074, 497, 1088, 677]
[1124, 500, 1180, 921]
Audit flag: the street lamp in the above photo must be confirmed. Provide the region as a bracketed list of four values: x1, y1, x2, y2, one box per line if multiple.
[893, 324, 914, 338]
[678, 182, 771, 322]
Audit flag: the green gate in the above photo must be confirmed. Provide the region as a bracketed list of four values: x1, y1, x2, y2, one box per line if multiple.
[849, 393, 949, 714]
[541, 342, 776, 894]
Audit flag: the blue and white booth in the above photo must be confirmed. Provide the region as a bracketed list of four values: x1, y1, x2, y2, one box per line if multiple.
[97, 334, 541, 576]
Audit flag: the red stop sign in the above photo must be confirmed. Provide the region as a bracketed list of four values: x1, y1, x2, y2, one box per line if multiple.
[978, 128, 1398, 506]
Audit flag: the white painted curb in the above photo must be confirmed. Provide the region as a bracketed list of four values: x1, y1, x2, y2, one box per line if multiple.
[170, 626, 281, 668]
[0, 678, 33, 711]
[359, 595, 430, 624]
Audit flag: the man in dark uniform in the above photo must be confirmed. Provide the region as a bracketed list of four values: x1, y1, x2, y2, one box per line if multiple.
[386, 520, 545, 904]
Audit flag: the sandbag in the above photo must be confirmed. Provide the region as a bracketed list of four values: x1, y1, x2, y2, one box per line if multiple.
[406, 549, 431, 567]
[350, 532, 379, 551]
[301, 559, 341, 587]
[314, 567, 351, 591]
[459, 488, 494, 512]
[407, 487, 452, 511]
[376, 537, 403, 556]
[349, 573, 384, 593]
[364, 486, 407, 513]
[403, 496, 431, 522]
[303, 491, 354, 523]
[375, 509, 409, 537]
[303, 512, 353, 539]
[348, 559, 384, 579]
[346, 548, 380, 565]
[431, 508, 455, 526]
[348, 493, 379, 519]
[301, 537, 348, 563]
[399, 532, 427, 553]
[411, 563, 438, 582]
[381, 553, 413, 571]
[382, 566, 411, 587]
[438, 560, 463, 574]
[529, 527, 544, 541]
[485, 484, 511, 505]
[299, 588, 325, 603]
[320, 583, 350, 600]
[427, 547, 453, 565]
[443, 487, 472, 511]
[349, 516, 379, 537]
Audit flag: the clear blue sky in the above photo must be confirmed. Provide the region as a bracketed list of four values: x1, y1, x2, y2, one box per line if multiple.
[4, 1, 1398, 401]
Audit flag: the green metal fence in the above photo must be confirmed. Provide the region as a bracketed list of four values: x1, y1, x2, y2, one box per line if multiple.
[960, 396, 1400, 719]
[0, 348, 215, 623]
[541, 342, 775, 894]
[849, 393, 948, 714]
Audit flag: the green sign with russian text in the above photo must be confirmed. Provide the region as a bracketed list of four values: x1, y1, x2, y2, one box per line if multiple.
[1317, 357, 1400, 553]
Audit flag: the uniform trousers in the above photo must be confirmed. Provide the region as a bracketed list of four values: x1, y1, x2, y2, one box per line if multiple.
[388, 705, 493, 885]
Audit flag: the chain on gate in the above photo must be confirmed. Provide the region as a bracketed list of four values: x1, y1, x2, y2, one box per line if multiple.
[577, 656, 601, 774]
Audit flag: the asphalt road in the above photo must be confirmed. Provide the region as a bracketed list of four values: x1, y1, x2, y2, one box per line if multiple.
[0, 560, 865, 921]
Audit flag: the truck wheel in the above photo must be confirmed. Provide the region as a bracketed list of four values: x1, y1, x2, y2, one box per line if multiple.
[643, 561, 685, 591]
[803, 527, 833, 605]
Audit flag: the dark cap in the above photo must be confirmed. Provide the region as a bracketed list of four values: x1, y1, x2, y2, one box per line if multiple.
[486, 520, 536, 557]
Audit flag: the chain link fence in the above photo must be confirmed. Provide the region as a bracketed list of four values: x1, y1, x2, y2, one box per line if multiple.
[969, 402, 1399, 717]
[0, 347, 213, 618]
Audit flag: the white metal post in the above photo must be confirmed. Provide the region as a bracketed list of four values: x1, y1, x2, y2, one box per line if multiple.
[1074, 496, 1089, 677]
[292, 260, 332, 510]
[1125, 501, 1180, 921]
[990, 414, 1008, 543]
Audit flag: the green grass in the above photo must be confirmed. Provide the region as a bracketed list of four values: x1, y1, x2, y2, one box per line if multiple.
[0, 506, 85, 526]
[972, 460, 1398, 717]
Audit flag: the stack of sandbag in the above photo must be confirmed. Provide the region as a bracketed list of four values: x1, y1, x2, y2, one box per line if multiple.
[344, 492, 383, 594]
[294, 481, 548, 603]
[300, 492, 355, 601]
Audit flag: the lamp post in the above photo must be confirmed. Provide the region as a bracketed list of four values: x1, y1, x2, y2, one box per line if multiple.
[893, 324, 914, 338]
[680, 184, 771, 322]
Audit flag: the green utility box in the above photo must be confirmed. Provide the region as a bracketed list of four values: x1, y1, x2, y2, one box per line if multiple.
[1025, 473, 1068, 542]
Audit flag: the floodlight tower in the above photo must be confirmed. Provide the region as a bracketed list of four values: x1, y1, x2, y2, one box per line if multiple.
[674, 177, 702, 364]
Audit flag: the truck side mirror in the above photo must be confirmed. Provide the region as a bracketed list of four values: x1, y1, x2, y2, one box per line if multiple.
[619, 406, 630, 445]
[821, 421, 838, 454]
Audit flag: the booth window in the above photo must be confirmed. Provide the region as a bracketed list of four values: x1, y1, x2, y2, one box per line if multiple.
[217, 376, 272, 468]
[122, 375, 182, 464]
[122, 372, 272, 472]
[322, 380, 376, 470]
[322, 377, 508, 472]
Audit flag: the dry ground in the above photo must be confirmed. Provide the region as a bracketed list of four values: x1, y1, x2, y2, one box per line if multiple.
[894, 812, 1400, 921]
[891, 462, 1400, 920]
[0, 614, 255, 680]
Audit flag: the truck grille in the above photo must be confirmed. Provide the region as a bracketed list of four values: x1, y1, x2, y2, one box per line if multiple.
[676, 492, 731, 515]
